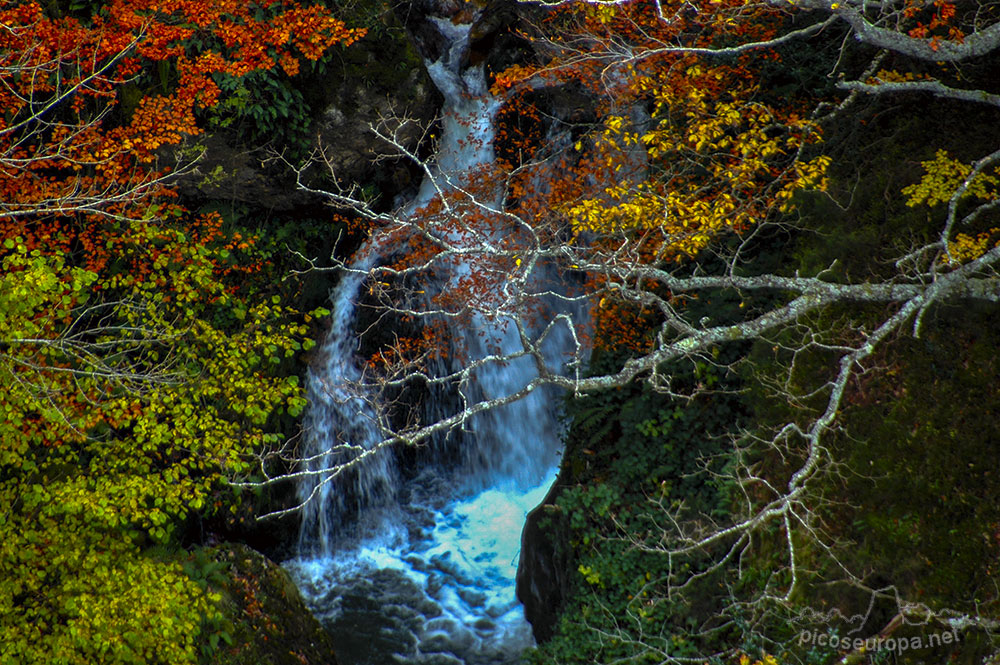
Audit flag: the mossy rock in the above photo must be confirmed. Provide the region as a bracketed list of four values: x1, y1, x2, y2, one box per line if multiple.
[208, 543, 340, 665]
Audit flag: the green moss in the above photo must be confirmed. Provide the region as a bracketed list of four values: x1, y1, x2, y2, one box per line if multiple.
[734, 93, 1000, 663]
[828, 305, 1000, 608]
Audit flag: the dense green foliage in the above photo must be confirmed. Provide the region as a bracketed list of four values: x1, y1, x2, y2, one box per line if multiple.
[0, 221, 322, 665]
[528, 335, 746, 663]
[528, 87, 1000, 664]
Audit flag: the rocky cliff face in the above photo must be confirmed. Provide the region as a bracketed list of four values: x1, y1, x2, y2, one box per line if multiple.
[173, 10, 439, 215]
[309, 25, 439, 203]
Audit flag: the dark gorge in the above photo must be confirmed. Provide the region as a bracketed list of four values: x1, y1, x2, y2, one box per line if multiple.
[3, 0, 1000, 664]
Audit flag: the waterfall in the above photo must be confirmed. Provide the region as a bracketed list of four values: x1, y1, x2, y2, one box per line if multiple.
[286, 16, 570, 665]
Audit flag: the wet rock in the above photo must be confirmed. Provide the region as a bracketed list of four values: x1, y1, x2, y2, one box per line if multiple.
[406, 554, 431, 572]
[426, 572, 445, 598]
[430, 553, 474, 586]
[471, 2, 534, 85]
[420, 629, 475, 658]
[483, 603, 508, 620]
[416, 654, 464, 665]
[457, 587, 487, 608]
[322, 573, 425, 665]
[472, 617, 496, 632]
[424, 617, 458, 633]
[307, 13, 440, 204]
[515, 482, 571, 643]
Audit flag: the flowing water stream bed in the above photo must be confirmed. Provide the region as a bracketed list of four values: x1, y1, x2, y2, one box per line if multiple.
[286, 468, 556, 664]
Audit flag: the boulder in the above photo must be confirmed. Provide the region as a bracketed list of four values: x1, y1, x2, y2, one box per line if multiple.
[209, 543, 341, 665]
[515, 482, 572, 643]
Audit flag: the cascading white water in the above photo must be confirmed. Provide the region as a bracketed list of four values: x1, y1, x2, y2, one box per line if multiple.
[286, 16, 570, 665]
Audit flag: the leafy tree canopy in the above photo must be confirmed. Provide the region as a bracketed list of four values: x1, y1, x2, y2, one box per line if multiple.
[0, 1, 361, 661]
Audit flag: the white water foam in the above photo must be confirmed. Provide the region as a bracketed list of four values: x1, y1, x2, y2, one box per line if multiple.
[286, 468, 556, 663]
